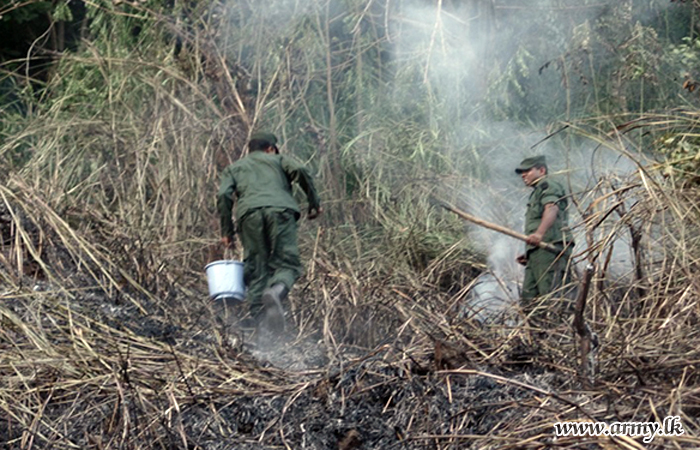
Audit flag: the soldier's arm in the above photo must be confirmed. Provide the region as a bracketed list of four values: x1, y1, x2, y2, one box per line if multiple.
[281, 156, 322, 216]
[526, 203, 558, 246]
[216, 168, 237, 243]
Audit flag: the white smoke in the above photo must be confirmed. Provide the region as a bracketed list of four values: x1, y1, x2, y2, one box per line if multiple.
[453, 130, 641, 319]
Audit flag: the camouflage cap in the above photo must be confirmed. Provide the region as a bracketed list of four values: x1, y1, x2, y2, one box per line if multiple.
[515, 155, 547, 174]
[249, 132, 278, 146]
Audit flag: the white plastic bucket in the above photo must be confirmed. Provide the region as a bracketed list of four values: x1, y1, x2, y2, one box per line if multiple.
[205, 260, 245, 301]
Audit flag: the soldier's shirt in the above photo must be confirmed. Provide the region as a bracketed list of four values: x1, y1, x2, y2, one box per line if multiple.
[524, 176, 572, 251]
[217, 151, 321, 238]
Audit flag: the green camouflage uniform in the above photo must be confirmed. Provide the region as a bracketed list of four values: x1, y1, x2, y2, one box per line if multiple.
[522, 175, 573, 305]
[217, 150, 321, 316]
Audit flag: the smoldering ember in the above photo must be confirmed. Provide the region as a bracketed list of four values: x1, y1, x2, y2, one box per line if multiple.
[0, 1, 699, 449]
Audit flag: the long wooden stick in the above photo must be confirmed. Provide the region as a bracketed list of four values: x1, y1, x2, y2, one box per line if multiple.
[436, 200, 561, 253]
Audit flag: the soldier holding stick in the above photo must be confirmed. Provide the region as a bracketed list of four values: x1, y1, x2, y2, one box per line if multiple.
[514, 156, 574, 313]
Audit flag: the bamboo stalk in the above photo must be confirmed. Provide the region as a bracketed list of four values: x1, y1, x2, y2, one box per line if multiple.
[573, 264, 597, 387]
[435, 200, 561, 253]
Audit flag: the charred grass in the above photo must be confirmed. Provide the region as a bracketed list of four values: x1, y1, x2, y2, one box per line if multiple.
[0, 170, 699, 450]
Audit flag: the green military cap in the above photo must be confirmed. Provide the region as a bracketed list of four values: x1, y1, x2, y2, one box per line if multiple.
[515, 155, 547, 174]
[249, 132, 279, 146]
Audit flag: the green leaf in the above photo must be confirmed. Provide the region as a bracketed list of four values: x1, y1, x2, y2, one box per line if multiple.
[53, 1, 73, 22]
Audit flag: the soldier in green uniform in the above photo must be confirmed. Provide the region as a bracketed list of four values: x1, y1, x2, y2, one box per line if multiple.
[514, 156, 574, 313]
[217, 132, 322, 333]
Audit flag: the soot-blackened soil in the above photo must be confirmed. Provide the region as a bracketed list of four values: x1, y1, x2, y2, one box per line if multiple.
[0, 279, 587, 450]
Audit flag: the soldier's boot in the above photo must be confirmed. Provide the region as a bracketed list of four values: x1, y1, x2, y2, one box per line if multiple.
[260, 283, 288, 335]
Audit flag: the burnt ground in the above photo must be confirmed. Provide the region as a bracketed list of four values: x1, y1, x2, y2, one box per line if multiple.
[3, 276, 693, 450]
[0, 199, 698, 449]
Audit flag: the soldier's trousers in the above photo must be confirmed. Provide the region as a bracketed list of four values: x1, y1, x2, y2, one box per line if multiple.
[521, 245, 574, 312]
[239, 207, 302, 317]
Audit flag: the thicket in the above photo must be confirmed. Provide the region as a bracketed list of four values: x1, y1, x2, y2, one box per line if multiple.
[1, 0, 699, 448]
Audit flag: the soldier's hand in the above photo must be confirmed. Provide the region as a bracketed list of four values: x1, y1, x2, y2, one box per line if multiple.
[525, 232, 543, 246]
[221, 236, 236, 250]
[516, 254, 527, 266]
[308, 206, 323, 220]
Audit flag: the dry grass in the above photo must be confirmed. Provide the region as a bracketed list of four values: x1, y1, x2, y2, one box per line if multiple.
[0, 2, 698, 447]
[1, 143, 699, 449]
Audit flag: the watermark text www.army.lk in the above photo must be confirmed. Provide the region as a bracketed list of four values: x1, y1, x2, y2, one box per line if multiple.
[553, 416, 684, 443]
